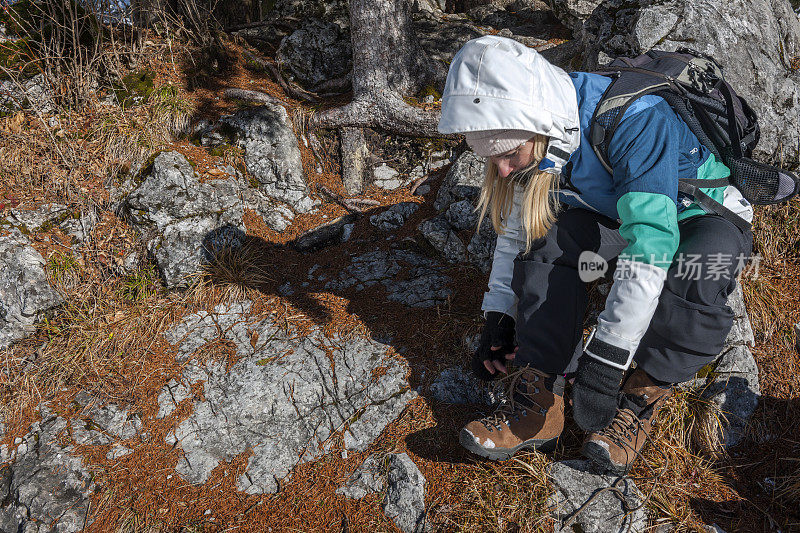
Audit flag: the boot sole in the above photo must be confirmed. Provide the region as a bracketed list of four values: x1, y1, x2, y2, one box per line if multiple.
[581, 441, 629, 475]
[459, 428, 558, 461]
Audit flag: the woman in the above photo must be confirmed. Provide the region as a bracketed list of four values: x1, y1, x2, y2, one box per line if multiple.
[437, 36, 753, 473]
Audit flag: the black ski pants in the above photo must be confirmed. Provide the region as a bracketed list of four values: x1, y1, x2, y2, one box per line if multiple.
[510, 208, 753, 384]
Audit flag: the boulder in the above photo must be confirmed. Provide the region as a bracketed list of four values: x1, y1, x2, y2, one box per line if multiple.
[370, 202, 421, 231]
[123, 151, 292, 288]
[0, 74, 55, 114]
[325, 249, 453, 308]
[383, 453, 428, 533]
[336, 454, 386, 499]
[434, 151, 486, 211]
[0, 228, 63, 349]
[466, 217, 497, 273]
[161, 301, 416, 494]
[698, 284, 761, 448]
[550, 0, 800, 163]
[124, 152, 247, 288]
[276, 19, 352, 92]
[0, 405, 95, 533]
[419, 216, 468, 263]
[548, 459, 646, 533]
[219, 105, 316, 212]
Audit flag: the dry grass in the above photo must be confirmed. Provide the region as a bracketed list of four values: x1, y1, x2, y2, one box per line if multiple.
[632, 385, 731, 530]
[442, 451, 552, 532]
[194, 237, 276, 302]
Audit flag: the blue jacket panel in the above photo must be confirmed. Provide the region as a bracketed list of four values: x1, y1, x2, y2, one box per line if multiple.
[558, 72, 713, 219]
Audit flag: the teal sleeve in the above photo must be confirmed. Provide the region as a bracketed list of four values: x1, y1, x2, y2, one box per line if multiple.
[616, 191, 680, 271]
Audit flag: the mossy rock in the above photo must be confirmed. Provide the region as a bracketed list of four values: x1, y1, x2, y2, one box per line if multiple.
[112, 71, 156, 109]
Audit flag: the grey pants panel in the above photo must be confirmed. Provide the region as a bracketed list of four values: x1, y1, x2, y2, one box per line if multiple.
[510, 208, 753, 383]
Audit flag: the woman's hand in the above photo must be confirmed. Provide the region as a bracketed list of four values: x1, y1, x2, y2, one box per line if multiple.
[482, 345, 517, 375]
[472, 312, 517, 381]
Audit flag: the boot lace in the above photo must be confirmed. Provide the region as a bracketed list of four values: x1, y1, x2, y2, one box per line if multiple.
[479, 367, 549, 432]
[598, 408, 642, 449]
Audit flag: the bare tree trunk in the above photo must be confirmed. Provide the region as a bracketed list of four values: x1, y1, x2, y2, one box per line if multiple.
[311, 0, 442, 194]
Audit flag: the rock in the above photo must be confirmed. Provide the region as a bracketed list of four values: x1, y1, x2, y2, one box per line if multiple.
[725, 283, 755, 348]
[0, 407, 95, 532]
[294, 214, 358, 252]
[466, 217, 497, 273]
[161, 302, 416, 494]
[383, 453, 427, 533]
[444, 199, 478, 231]
[336, 455, 386, 499]
[414, 16, 483, 91]
[419, 217, 467, 263]
[276, 19, 352, 92]
[60, 209, 98, 245]
[370, 202, 420, 231]
[373, 164, 406, 190]
[551, 0, 800, 164]
[0, 228, 64, 349]
[0, 74, 55, 114]
[107, 444, 133, 460]
[8, 204, 69, 232]
[429, 366, 504, 404]
[326, 249, 453, 308]
[220, 105, 315, 213]
[548, 459, 646, 533]
[434, 151, 485, 211]
[124, 151, 247, 288]
[157, 379, 192, 418]
[703, 345, 761, 448]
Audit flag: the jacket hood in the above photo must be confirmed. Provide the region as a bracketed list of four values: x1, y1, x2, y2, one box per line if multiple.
[437, 35, 580, 174]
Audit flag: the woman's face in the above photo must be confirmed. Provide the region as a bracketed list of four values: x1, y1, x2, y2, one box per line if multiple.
[490, 139, 538, 178]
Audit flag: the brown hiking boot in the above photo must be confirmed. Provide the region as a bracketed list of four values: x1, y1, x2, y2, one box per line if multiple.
[459, 367, 565, 461]
[581, 367, 672, 474]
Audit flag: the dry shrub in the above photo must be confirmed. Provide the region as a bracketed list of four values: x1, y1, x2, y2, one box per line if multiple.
[442, 451, 552, 532]
[194, 238, 275, 302]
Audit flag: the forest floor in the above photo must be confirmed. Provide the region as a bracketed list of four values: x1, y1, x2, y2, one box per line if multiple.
[0, 31, 799, 533]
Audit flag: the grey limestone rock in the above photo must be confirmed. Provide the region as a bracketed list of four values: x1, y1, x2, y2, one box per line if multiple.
[434, 151, 486, 211]
[419, 217, 467, 263]
[124, 151, 247, 288]
[550, 0, 800, 164]
[548, 459, 646, 533]
[107, 444, 133, 460]
[383, 453, 428, 533]
[336, 454, 386, 499]
[444, 199, 478, 231]
[0, 74, 55, 115]
[429, 366, 505, 405]
[8, 204, 69, 232]
[370, 202, 420, 231]
[0, 228, 63, 349]
[276, 19, 352, 92]
[466, 217, 497, 273]
[373, 164, 406, 190]
[220, 105, 316, 212]
[161, 302, 416, 495]
[0, 406, 95, 533]
[325, 249, 452, 308]
[156, 379, 192, 418]
[703, 345, 761, 448]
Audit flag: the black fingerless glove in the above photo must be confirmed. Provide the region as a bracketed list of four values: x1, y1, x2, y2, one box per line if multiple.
[471, 312, 516, 381]
[571, 336, 628, 432]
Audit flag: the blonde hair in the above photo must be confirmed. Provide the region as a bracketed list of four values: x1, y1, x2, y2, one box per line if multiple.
[475, 134, 561, 252]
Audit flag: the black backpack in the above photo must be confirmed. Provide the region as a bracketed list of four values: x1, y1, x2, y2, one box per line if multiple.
[589, 48, 800, 231]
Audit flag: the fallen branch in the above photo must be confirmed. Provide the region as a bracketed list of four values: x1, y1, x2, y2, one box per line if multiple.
[293, 214, 358, 252]
[316, 185, 379, 214]
[223, 87, 288, 107]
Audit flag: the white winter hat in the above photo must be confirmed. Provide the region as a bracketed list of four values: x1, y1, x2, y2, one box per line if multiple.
[437, 35, 580, 175]
[464, 129, 537, 157]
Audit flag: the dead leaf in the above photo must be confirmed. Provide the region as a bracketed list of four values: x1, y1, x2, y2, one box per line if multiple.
[9, 112, 24, 134]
